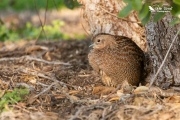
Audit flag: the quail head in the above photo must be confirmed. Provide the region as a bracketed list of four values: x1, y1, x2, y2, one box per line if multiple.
[88, 33, 144, 87]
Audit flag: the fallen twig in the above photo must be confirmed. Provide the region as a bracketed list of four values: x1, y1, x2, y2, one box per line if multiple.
[34, 82, 57, 98]
[36, 82, 49, 87]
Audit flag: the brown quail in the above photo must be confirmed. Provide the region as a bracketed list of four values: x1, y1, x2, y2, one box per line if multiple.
[88, 33, 144, 87]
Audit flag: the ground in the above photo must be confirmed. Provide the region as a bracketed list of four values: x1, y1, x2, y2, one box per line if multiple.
[0, 39, 101, 119]
[1, 9, 180, 120]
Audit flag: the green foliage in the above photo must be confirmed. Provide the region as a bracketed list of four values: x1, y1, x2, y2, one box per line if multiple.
[0, 23, 19, 41]
[170, 18, 180, 25]
[24, 20, 70, 40]
[0, 88, 29, 112]
[118, 2, 132, 17]
[141, 11, 151, 25]
[173, 0, 180, 5]
[42, 20, 69, 40]
[153, 12, 165, 22]
[118, 0, 180, 25]
[22, 22, 41, 40]
[64, 0, 80, 9]
[171, 2, 180, 16]
[73, 34, 86, 40]
[132, 0, 142, 11]
[0, 20, 71, 41]
[138, 4, 150, 20]
[0, 0, 65, 11]
[0, 0, 79, 11]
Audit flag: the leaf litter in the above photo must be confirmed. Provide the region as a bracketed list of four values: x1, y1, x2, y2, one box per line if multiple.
[0, 40, 180, 120]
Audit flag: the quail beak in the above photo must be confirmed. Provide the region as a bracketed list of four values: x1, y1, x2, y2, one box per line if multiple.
[89, 43, 95, 48]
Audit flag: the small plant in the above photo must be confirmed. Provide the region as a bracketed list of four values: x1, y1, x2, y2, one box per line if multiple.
[0, 87, 29, 112]
[0, 23, 19, 41]
[23, 20, 70, 40]
[22, 22, 42, 40]
[42, 20, 70, 40]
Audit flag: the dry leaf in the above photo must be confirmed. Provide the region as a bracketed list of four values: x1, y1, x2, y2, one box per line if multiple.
[53, 94, 66, 99]
[69, 95, 79, 102]
[116, 89, 124, 97]
[133, 96, 156, 106]
[68, 90, 80, 95]
[92, 86, 116, 95]
[159, 112, 173, 120]
[29, 79, 37, 84]
[20, 75, 36, 82]
[25, 45, 48, 53]
[0, 80, 9, 89]
[165, 96, 180, 103]
[51, 91, 66, 99]
[42, 66, 53, 72]
[16, 102, 26, 107]
[108, 96, 120, 102]
[134, 86, 148, 94]
[27, 93, 38, 104]
[44, 52, 52, 61]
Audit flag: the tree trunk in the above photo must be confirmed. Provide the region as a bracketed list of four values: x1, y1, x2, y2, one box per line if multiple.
[78, 0, 180, 88]
[78, 0, 147, 51]
[146, 13, 180, 88]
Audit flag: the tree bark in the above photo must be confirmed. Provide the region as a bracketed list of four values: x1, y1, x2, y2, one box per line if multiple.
[78, 0, 180, 88]
[146, 13, 180, 88]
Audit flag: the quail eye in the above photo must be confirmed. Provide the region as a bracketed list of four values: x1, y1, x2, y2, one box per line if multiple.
[97, 39, 101, 43]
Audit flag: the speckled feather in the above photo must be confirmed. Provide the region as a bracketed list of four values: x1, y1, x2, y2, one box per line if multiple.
[88, 33, 144, 87]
